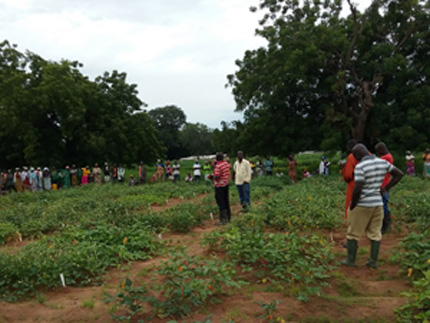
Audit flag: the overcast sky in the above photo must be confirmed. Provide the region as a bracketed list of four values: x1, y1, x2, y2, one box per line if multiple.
[0, 0, 371, 129]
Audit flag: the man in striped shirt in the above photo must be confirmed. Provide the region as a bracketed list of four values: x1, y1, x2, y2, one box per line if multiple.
[213, 152, 231, 225]
[342, 144, 403, 268]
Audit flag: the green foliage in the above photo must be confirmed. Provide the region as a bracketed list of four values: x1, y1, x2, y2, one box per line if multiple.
[227, 0, 430, 152]
[0, 40, 163, 167]
[0, 222, 19, 244]
[395, 270, 430, 322]
[390, 230, 430, 279]
[152, 249, 245, 318]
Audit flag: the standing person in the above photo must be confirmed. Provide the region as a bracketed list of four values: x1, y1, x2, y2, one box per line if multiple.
[51, 167, 59, 190]
[21, 167, 30, 192]
[112, 164, 118, 183]
[342, 144, 403, 268]
[29, 167, 37, 192]
[193, 159, 202, 182]
[14, 168, 22, 192]
[422, 149, 430, 177]
[343, 140, 358, 219]
[103, 162, 111, 183]
[118, 164, 125, 183]
[405, 151, 415, 176]
[6, 169, 15, 192]
[77, 166, 82, 186]
[203, 161, 212, 181]
[212, 152, 231, 225]
[70, 165, 78, 187]
[138, 161, 146, 184]
[288, 154, 298, 183]
[257, 158, 264, 177]
[264, 155, 274, 175]
[375, 142, 394, 234]
[172, 160, 181, 183]
[234, 151, 252, 212]
[63, 166, 71, 189]
[36, 167, 43, 191]
[81, 165, 91, 185]
[249, 160, 256, 179]
[165, 162, 173, 180]
[43, 167, 51, 190]
[155, 160, 165, 182]
[93, 163, 102, 184]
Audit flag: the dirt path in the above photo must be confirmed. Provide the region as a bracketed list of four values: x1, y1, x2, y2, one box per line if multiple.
[0, 196, 411, 322]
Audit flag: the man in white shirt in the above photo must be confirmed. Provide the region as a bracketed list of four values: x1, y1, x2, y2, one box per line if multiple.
[193, 159, 201, 182]
[233, 151, 252, 212]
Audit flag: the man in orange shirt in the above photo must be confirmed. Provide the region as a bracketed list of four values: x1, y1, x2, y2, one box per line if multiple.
[343, 140, 358, 219]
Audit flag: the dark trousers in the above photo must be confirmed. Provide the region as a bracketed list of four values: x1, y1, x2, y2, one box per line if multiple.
[215, 185, 230, 211]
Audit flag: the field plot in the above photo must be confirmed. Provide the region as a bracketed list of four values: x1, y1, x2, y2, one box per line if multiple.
[0, 176, 429, 322]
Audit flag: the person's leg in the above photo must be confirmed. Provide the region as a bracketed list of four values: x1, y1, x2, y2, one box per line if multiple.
[381, 191, 390, 234]
[343, 206, 373, 266]
[236, 184, 245, 208]
[243, 183, 250, 208]
[366, 206, 383, 268]
[224, 185, 231, 222]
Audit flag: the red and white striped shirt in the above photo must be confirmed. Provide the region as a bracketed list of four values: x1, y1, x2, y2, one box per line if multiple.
[214, 161, 230, 187]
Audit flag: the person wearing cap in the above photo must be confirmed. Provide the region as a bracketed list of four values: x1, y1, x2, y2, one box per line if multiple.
[93, 163, 102, 184]
[43, 167, 51, 190]
[29, 167, 38, 192]
[405, 151, 415, 176]
[342, 144, 403, 268]
[193, 158, 202, 182]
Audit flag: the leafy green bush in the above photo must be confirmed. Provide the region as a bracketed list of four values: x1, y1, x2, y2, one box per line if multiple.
[0, 222, 19, 244]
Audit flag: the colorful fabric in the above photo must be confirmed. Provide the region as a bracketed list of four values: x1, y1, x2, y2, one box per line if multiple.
[380, 153, 393, 188]
[354, 155, 395, 207]
[214, 161, 230, 187]
[343, 153, 359, 218]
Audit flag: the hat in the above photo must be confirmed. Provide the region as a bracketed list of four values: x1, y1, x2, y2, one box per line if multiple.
[30, 167, 35, 171]
[66, 166, 70, 169]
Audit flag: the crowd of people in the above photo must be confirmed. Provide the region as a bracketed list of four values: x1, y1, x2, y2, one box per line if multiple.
[0, 163, 127, 193]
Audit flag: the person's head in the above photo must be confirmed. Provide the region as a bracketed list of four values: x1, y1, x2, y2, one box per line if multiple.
[195, 158, 199, 163]
[288, 154, 294, 160]
[352, 144, 370, 162]
[130, 174, 133, 178]
[72, 164, 76, 168]
[426, 148, 430, 154]
[205, 161, 209, 165]
[104, 162, 108, 166]
[216, 152, 224, 161]
[346, 139, 357, 154]
[174, 160, 178, 164]
[95, 163, 99, 167]
[266, 155, 270, 160]
[303, 168, 308, 173]
[65, 166, 70, 170]
[140, 161, 143, 165]
[86, 165, 89, 169]
[237, 151, 244, 161]
[406, 150, 411, 155]
[375, 142, 389, 156]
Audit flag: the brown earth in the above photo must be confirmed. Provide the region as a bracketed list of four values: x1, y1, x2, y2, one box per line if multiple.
[0, 196, 412, 323]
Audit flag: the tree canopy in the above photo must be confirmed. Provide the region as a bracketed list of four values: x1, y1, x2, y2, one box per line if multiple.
[0, 40, 163, 168]
[227, 0, 430, 154]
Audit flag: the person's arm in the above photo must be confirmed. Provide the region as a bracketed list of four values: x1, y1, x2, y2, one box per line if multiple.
[244, 162, 251, 184]
[350, 181, 364, 211]
[381, 167, 404, 195]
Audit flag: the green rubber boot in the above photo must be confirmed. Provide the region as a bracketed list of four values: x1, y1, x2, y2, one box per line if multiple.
[341, 239, 357, 267]
[366, 240, 381, 269]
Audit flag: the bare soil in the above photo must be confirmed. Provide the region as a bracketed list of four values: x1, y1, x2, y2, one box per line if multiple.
[0, 196, 411, 323]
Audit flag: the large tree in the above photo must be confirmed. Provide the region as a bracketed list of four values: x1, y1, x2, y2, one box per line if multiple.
[228, 0, 430, 152]
[148, 105, 187, 159]
[180, 122, 215, 156]
[0, 40, 163, 167]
